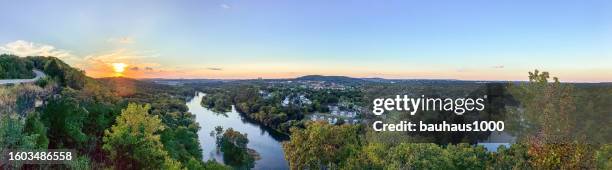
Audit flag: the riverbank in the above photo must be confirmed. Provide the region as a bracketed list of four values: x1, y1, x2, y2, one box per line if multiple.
[187, 92, 289, 169]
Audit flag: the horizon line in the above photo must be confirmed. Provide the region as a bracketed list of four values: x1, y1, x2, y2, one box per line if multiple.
[99, 75, 611, 84]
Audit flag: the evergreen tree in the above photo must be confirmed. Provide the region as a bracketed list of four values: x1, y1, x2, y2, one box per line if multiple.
[24, 112, 49, 149]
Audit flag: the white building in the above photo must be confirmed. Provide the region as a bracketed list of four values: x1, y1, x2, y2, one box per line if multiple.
[299, 94, 312, 105]
[282, 97, 290, 106]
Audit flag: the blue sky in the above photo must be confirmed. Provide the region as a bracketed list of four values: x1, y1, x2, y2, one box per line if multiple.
[0, 0, 610, 81]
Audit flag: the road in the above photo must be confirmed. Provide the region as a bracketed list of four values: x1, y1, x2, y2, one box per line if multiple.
[0, 69, 47, 85]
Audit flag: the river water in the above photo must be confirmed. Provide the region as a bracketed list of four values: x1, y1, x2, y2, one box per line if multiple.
[186, 92, 289, 169]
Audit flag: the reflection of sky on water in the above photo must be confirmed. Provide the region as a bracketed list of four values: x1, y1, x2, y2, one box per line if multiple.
[186, 92, 289, 169]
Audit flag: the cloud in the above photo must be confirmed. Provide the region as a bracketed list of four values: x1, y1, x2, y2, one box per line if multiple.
[1, 40, 167, 78]
[220, 4, 231, 9]
[79, 49, 162, 77]
[0, 40, 74, 59]
[492, 65, 505, 69]
[207, 67, 223, 71]
[84, 49, 158, 63]
[128, 66, 155, 72]
[107, 37, 135, 44]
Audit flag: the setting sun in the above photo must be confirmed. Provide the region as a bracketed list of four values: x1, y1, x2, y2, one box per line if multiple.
[112, 63, 127, 73]
[111, 63, 127, 77]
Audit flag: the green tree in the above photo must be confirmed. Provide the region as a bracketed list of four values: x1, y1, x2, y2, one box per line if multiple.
[0, 114, 38, 168]
[283, 121, 361, 169]
[161, 126, 203, 165]
[102, 103, 181, 169]
[507, 70, 595, 169]
[41, 88, 88, 148]
[386, 143, 454, 169]
[341, 142, 389, 169]
[0, 54, 34, 79]
[24, 112, 49, 149]
[68, 156, 92, 170]
[489, 144, 530, 169]
[44, 58, 65, 82]
[212, 126, 255, 168]
[445, 143, 490, 170]
[507, 70, 576, 140]
[202, 160, 232, 170]
[595, 144, 612, 170]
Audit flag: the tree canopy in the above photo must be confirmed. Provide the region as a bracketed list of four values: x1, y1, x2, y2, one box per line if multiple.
[102, 103, 181, 169]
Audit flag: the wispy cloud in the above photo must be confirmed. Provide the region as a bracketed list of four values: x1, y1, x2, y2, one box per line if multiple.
[78, 49, 162, 77]
[492, 65, 505, 69]
[107, 37, 135, 44]
[0, 40, 74, 59]
[84, 49, 158, 62]
[455, 68, 468, 72]
[207, 67, 223, 71]
[0, 40, 176, 78]
[220, 4, 231, 9]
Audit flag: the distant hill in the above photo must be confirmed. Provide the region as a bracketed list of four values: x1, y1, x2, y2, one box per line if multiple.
[295, 75, 468, 84]
[295, 75, 366, 84]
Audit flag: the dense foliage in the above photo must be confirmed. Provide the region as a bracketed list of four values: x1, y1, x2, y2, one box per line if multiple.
[284, 122, 609, 169]
[282, 121, 361, 169]
[0, 56, 228, 169]
[102, 103, 180, 169]
[0, 114, 42, 168]
[212, 126, 256, 168]
[0, 54, 34, 79]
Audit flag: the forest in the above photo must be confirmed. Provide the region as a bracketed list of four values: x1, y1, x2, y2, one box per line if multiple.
[0, 55, 229, 169]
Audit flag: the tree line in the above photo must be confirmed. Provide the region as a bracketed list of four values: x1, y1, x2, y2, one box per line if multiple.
[0, 56, 230, 169]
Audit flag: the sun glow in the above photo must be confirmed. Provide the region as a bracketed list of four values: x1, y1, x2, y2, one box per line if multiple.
[112, 63, 127, 76]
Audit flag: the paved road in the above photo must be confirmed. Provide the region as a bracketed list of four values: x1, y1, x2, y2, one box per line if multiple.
[0, 69, 47, 85]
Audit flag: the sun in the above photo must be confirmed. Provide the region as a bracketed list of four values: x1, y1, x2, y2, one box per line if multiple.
[112, 63, 128, 76]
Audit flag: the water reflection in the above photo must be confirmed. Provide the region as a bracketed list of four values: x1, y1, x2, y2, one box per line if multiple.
[186, 92, 289, 169]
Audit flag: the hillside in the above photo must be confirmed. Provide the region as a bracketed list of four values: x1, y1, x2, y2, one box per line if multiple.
[295, 75, 366, 84]
[0, 54, 35, 79]
[0, 56, 227, 169]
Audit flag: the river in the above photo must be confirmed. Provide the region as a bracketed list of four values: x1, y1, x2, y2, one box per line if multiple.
[186, 92, 289, 169]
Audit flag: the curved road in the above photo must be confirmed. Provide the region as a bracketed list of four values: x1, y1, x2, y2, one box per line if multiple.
[0, 69, 47, 85]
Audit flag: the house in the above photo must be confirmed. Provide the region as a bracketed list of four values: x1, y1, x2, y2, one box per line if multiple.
[281, 94, 312, 107]
[259, 90, 273, 99]
[282, 97, 291, 106]
[328, 105, 359, 118]
[327, 117, 338, 124]
[299, 94, 312, 105]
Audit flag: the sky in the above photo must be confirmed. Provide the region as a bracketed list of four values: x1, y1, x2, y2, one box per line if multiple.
[0, 0, 611, 82]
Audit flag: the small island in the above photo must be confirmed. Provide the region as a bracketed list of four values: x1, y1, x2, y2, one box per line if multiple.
[211, 126, 260, 169]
